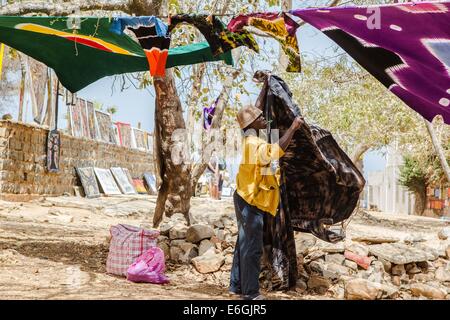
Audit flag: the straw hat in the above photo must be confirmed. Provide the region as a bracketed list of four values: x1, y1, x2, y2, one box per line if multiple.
[237, 105, 263, 129]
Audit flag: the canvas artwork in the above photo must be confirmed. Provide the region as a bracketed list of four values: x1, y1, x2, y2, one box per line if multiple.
[76, 167, 101, 198]
[115, 122, 132, 148]
[143, 173, 157, 195]
[69, 100, 83, 138]
[47, 130, 60, 173]
[94, 168, 122, 195]
[110, 125, 119, 145]
[123, 168, 134, 186]
[146, 133, 154, 152]
[94, 110, 113, 143]
[85, 100, 97, 140]
[133, 128, 147, 150]
[133, 179, 148, 194]
[79, 99, 90, 138]
[111, 167, 136, 195]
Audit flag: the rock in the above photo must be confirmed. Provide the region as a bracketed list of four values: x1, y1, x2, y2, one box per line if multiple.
[305, 250, 326, 263]
[191, 252, 225, 274]
[56, 214, 74, 224]
[212, 219, 224, 229]
[170, 246, 183, 262]
[323, 263, 350, 280]
[295, 234, 317, 255]
[224, 254, 233, 265]
[169, 224, 188, 240]
[228, 226, 238, 236]
[216, 229, 226, 241]
[344, 250, 371, 270]
[295, 280, 308, 293]
[344, 279, 382, 300]
[378, 258, 392, 273]
[391, 264, 406, 276]
[417, 261, 429, 271]
[171, 213, 186, 222]
[380, 283, 399, 299]
[186, 225, 214, 243]
[198, 239, 215, 256]
[345, 242, 369, 257]
[391, 276, 401, 286]
[158, 242, 170, 260]
[351, 235, 400, 244]
[307, 275, 331, 292]
[178, 243, 199, 264]
[406, 263, 421, 275]
[446, 245, 450, 259]
[344, 260, 358, 270]
[316, 241, 345, 253]
[325, 253, 346, 265]
[159, 223, 174, 236]
[413, 273, 434, 283]
[309, 260, 325, 274]
[438, 227, 450, 240]
[410, 283, 447, 299]
[435, 266, 450, 282]
[369, 243, 437, 265]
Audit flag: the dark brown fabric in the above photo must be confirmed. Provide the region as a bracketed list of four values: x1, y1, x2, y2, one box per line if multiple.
[261, 184, 297, 291]
[256, 72, 366, 243]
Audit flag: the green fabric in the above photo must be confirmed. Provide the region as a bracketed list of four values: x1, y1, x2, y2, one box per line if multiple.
[0, 16, 233, 92]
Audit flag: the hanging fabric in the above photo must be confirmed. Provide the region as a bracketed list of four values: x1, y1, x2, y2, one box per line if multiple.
[169, 14, 259, 56]
[111, 16, 170, 77]
[254, 70, 365, 243]
[47, 80, 61, 173]
[203, 97, 219, 130]
[0, 43, 4, 80]
[228, 13, 301, 72]
[0, 16, 233, 92]
[291, 1, 450, 124]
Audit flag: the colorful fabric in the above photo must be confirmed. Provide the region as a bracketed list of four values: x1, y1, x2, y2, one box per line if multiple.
[291, 1, 450, 124]
[203, 97, 218, 130]
[169, 14, 259, 56]
[110, 16, 168, 37]
[0, 16, 233, 92]
[255, 71, 366, 243]
[228, 13, 301, 72]
[106, 224, 160, 277]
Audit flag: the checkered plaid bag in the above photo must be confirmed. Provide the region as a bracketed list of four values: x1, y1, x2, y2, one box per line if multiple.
[106, 224, 160, 276]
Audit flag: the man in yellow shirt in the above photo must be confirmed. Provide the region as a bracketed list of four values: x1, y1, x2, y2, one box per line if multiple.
[230, 105, 303, 300]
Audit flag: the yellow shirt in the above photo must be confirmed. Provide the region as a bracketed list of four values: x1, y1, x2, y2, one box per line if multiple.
[236, 135, 285, 216]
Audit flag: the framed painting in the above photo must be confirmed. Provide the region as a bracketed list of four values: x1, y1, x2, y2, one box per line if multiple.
[85, 100, 97, 140]
[143, 173, 157, 195]
[115, 122, 132, 148]
[76, 167, 101, 198]
[94, 110, 113, 143]
[123, 168, 134, 186]
[111, 167, 136, 195]
[79, 99, 90, 138]
[69, 99, 83, 138]
[133, 179, 148, 194]
[132, 128, 147, 150]
[94, 168, 122, 195]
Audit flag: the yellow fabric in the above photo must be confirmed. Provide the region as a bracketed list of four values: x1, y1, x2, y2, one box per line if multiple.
[236, 135, 285, 216]
[0, 43, 4, 81]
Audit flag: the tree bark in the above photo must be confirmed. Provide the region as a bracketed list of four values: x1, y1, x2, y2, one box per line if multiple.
[413, 188, 427, 216]
[351, 143, 370, 171]
[424, 119, 450, 183]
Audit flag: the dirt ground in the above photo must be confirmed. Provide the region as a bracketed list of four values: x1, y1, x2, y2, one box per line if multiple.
[0, 194, 448, 300]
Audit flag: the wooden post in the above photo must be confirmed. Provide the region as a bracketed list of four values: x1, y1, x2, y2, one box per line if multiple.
[424, 119, 450, 183]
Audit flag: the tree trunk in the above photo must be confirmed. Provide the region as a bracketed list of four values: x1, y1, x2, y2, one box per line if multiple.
[424, 119, 450, 183]
[413, 188, 427, 216]
[351, 143, 370, 171]
[153, 69, 192, 228]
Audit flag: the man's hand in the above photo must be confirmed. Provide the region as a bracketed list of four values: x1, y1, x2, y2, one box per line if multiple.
[291, 117, 304, 131]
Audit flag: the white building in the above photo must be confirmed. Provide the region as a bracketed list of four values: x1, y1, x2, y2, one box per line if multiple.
[364, 146, 415, 215]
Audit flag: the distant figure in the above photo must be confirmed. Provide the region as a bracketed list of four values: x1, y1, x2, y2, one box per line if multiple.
[207, 154, 224, 200]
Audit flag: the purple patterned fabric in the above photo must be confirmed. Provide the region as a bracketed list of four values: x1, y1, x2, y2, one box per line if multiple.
[203, 98, 218, 130]
[291, 1, 450, 124]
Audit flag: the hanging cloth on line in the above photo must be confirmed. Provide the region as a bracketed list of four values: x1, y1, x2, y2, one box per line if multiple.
[169, 14, 259, 56]
[111, 17, 170, 77]
[203, 96, 219, 130]
[0, 43, 4, 80]
[228, 13, 301, 72]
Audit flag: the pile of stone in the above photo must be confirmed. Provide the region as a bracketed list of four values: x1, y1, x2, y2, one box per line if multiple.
[157, 213, 237, 275]
[295, 227, 450, 300]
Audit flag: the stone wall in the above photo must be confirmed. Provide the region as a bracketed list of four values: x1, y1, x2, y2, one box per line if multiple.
[0, 120, 154, 200]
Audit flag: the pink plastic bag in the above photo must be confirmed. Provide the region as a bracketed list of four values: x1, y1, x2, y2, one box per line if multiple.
[127, 247, 169, 284]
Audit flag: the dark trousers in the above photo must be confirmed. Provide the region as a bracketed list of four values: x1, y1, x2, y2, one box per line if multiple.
[229, 192, 264, 298]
